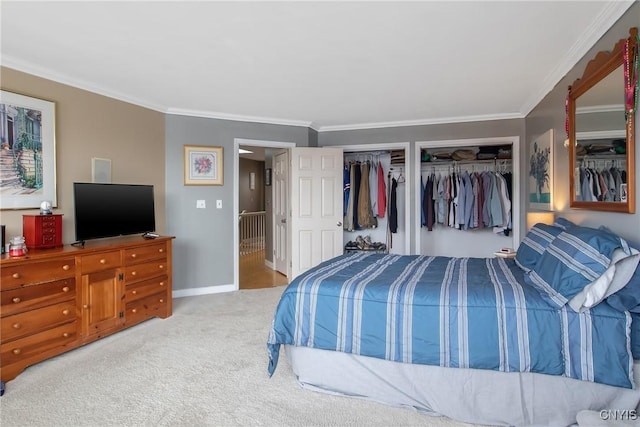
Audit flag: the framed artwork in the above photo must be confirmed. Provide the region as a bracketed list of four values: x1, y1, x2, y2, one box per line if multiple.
[184, 145, 223, 185]
[0, 91, 57, 209]
[528, 129, 554, 211]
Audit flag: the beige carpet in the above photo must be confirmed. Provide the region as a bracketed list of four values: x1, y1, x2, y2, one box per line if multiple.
[0, 286, 479, 427]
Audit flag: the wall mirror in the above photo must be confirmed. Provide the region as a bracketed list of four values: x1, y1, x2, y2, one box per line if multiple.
[567, 27, 637, 213]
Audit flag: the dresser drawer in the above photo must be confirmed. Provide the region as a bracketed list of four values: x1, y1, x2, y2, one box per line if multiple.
[125, 293, 168, 326]
[2, 301, 76, 342]
[1, 258, 75, 289]
[123, 260, 167, 283]
[1, 278, 75, 317]
[124, 243, 167, 265]
[80, 251, 121, 273]
[1, 321, 77, 366]
[126, 276, 168, 303]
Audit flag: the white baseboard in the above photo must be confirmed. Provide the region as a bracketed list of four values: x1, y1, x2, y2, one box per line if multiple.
[264, 259, 274, 269]
[172, 284, 236, 298]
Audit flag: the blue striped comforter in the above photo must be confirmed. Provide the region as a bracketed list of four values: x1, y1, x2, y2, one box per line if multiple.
[267, 253, 634, 389]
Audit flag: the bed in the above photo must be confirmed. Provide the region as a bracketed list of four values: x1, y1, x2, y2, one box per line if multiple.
[267, 220, 640, 426]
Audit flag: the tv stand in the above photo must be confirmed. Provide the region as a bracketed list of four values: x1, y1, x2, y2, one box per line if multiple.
[0, 235, 174, 386]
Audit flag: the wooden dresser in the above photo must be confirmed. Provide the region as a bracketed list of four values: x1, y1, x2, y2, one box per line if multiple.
[0, 235, 174, 383]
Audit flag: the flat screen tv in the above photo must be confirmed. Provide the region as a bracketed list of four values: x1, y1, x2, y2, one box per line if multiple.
[73, 182, 156, 243]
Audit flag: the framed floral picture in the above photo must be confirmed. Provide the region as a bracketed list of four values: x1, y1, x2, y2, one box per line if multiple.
[0, 90, 57, 209]
[184, 145, 223, 185]
[528, 129, 553, 211]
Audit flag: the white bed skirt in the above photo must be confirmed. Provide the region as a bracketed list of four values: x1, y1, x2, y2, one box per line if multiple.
[285, 345, 640, 426]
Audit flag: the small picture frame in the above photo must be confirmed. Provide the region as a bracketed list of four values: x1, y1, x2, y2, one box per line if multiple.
[265, 168, 272, 186]
[184, 145, 223, 185]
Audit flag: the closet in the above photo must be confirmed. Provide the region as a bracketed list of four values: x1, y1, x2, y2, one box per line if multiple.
[415, 137, 521, 258]
[343, 144, 410, 255]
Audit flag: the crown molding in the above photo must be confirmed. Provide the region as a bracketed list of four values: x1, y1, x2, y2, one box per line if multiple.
[316, 112, 524, 133]
[165, 108, 314, 129]
[1, 57, 167, 113]
[518, 0, 635, 117]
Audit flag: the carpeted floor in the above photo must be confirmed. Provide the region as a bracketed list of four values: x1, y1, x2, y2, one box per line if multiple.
[0, 286, 479, 427]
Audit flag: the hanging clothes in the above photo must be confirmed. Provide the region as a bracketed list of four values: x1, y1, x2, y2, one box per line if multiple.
[578, 164, 626, 202]
[358, 162, 377, 229]
[352, 162, 361, 230]
[389, 177, 398, 233]
[420, 166, 513, 234]
[343, 165, 350, 217]
[344, 163, 356, 231]
[377, 163, 387, 218]
[369, 160, 378, 217]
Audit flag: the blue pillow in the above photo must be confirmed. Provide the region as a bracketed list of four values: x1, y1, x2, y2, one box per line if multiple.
[606, 263, 640, 312]
[631, 313, 640, 360]
[528, 226, 629, 305]
[515, 223, 563, 272]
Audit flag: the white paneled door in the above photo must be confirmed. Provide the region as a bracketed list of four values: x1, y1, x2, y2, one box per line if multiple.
[290, 147, 344, 279]
[274, 151, 289, 276]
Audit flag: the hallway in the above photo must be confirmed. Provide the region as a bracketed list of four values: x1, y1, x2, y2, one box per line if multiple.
[239, 250, 289, 289]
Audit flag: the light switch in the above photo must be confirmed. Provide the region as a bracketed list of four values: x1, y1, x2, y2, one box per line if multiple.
[216, 200, 222, 209]
[196, 200, 206, 209]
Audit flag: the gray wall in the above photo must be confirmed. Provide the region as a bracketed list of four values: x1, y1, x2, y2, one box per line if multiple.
[526, 2, 639, 245]
[165, 115, 311, 291]
[318, 119, 526, 252]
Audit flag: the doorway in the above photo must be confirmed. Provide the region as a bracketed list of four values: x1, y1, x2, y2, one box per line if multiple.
[234, 139, 295, 290]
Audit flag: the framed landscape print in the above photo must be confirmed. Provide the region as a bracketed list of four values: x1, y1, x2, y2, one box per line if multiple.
[184, 145, 224, 185]
[0, 91, 57, 209]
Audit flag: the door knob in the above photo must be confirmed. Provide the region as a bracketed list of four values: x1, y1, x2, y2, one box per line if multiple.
[281, 219, 287, 223]
[337, 221, 342, 227]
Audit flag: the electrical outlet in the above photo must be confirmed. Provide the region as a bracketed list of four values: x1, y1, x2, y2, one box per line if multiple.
[196, 200, 206, 209]
[216, 200, 222, 209]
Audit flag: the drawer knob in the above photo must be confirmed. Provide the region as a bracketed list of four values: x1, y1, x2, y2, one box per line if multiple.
[13, 323, 21, 329]
[159, 248, 164, 253]
[159, 265, 164, 269]
[62, 286, 70, 293]
[63, 332, 70, 338]
[12, 273, 20, 279]
[62, 264, 70, 271]
[159, 298, 164, 303]
[132, 308, 137, 313]
[12, 297, 21, 304]
[159, 281, 165, 286]
[100, 259, 107, 264]
[62, 309, 70, 315]
[131, 253, 137, 258]
[12, 348, 21, 355]
[132, 290, 137, 295]
[131, 271, 137, 276]
[83, 304, 89, 309]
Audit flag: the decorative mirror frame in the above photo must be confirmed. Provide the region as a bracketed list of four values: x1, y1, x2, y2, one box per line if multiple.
[567, 27, 637, 213]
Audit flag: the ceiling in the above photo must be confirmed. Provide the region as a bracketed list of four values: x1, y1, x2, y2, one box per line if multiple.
[0, 1, 634, 132]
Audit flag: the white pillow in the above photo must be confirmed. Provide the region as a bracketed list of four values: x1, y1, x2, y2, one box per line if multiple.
[568, 248, 640, 312]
